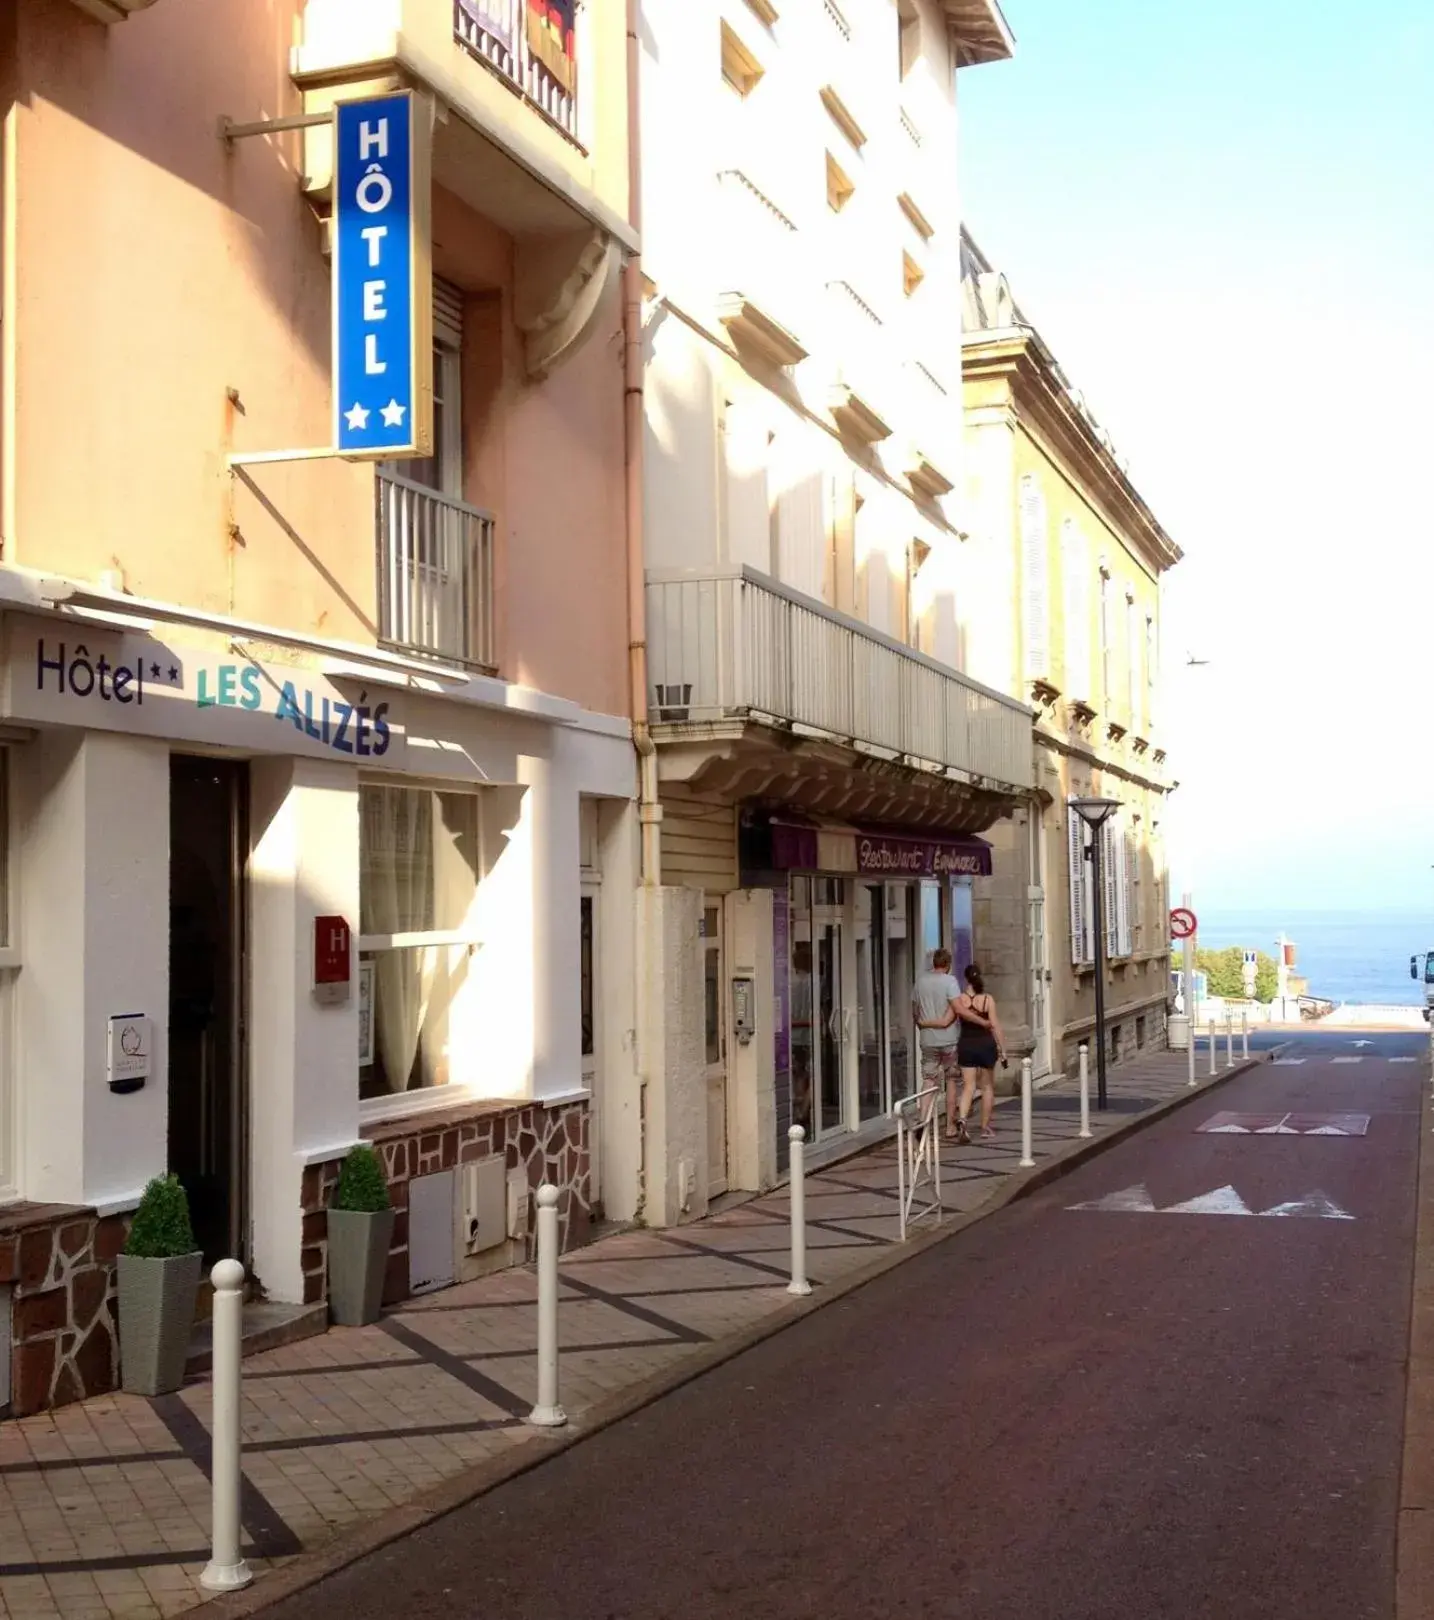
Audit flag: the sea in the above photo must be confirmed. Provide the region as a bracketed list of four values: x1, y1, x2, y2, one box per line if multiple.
[1195, 909, 1430, 1008]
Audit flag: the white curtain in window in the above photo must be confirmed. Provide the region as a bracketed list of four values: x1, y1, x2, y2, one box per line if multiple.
[365, 789, 435, 1093]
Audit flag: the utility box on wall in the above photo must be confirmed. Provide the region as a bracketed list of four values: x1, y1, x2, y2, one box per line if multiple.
[408, 1170, 456, 1295]
[460, 1157, 506, 1257]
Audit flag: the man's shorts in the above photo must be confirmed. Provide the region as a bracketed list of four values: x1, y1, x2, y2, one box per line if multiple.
[921, 1047, 961, 1085]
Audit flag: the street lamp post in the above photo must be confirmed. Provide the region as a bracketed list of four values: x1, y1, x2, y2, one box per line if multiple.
[1070, 796, 1122, 1111]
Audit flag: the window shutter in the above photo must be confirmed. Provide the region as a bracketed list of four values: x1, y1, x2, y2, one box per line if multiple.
[1111, 822, 1132, 958]
[1062, 521, 1090, 701]
[1020, 475, 1049, 682]
[1146, 615, 1158, 733]
[1067, 808, 1091, 966]
[1102, 819, 1120, 960]
[434, 278, 464, 350]
[722, 400, 772, 571]
[1126, 595, 1140, 724]
[771, 426, 826, 601]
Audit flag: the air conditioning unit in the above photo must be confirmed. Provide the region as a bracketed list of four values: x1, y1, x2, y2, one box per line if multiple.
[653, 683, 692, 723]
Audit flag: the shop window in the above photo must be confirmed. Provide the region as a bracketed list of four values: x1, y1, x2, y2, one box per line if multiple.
[358, 784, 482, 1102]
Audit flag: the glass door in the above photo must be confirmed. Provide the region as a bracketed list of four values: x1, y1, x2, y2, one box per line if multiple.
[885, 883, 918, 1107]
[855, 885, 885, 1122]
[815, 913, 846, 1138]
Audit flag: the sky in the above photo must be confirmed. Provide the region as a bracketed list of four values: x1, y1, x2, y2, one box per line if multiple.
[957, 0, 1434, 915]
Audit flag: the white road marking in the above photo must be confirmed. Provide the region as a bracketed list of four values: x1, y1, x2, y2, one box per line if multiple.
[1069, 1184, 1355, 1220]
[1255, 1123, 1300, 1134]
[1163, 1185, 1253, 1216]
[1331, 1057, 1363, 1065]
[1272, 1058, 1307, 1066]
[1391, 1057, 1419, 1064]
[1069, 1184, 1157, 1213]
[1260, 1192, 1355, 1221]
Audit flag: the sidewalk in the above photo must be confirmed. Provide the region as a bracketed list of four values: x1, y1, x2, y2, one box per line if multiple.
[0, 1048, 1247, 1620]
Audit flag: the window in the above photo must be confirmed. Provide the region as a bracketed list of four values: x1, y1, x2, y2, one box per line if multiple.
[820, 87, 867, 151]
[1019, 474, 1049, 682]
[744, 0, 779, 23]
[377, 280, 491, 666]
[1099, 566, 1113, 711]
[0, 751, 15, 1203]
[826, 151, 855, 213]
[358, 784, 483, 1102]
[1062, 519, 1090, 701]
[902, 250, 925, 297]
[1145, 615, 1157, 732]
[1067, 805, 1133, 967]
[1126, 591, 1140, 724]
[898, 0, 920, 78]
[721, 21, 764, 96]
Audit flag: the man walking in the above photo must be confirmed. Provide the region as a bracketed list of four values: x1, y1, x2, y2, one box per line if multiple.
[913, 948, 966, 1143]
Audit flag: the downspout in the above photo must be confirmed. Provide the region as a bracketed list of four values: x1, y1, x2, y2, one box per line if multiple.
[624, 0, 660, 1217]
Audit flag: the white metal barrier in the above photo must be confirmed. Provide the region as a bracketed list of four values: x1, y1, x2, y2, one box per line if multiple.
[1079, 1044, 1093, 1136]
[787, 1125, 812, 1294]
[894, 1086, 943, 1242]
[200, 1260, 252, 1592]
[1018, 1058, 1034, 1168]
[527, 1184, 566, 1427]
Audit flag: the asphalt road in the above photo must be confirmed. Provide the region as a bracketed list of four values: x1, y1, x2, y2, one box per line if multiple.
[273, 1038, 1424, 1620]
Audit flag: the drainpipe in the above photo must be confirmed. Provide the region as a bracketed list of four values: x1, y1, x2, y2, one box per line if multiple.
[624, 0, 659, 1218]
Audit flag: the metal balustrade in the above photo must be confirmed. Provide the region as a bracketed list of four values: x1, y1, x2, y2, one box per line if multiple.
[646, 565, 1034, 790]
[376, 471, 495, 670]
[454, 0, 579, 142]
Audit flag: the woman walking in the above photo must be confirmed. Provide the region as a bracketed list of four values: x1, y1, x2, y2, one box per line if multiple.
[918, 964, 1007, 1141]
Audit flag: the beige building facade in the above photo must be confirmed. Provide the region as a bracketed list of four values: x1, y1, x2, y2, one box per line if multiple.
[0, 0, 640, 1414]
[635, 0, 1027, 1213]
[961, 232, 1181, 1081]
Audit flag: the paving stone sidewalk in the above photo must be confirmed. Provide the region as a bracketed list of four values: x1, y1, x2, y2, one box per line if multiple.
[0, 1049, 1227, 1619]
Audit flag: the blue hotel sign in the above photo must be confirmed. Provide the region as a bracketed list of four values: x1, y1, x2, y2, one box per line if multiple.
[332, 91, 433, 460]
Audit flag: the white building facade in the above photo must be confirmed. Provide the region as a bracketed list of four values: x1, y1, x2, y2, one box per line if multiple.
[632, 0, 1027, 1220]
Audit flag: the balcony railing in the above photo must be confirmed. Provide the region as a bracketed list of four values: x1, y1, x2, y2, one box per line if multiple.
[646, 566, 1034, 791]
[377, 471, 496, 671]
[455, 0, 578, 143]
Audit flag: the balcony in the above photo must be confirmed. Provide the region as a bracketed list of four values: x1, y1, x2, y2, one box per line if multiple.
[825, 281, 894, 442]
[454, 0, 577, 144]
[376, 472, 495, 671]
[715, 171, 808, 367]
[646, 566, 1033, 794]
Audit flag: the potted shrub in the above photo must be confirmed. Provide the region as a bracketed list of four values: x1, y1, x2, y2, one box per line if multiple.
[118, 1175, 203, 1396]
[327, 1145, 394, 1326]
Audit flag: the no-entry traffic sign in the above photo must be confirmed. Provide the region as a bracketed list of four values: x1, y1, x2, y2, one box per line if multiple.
[1170, 908, 1197, 940]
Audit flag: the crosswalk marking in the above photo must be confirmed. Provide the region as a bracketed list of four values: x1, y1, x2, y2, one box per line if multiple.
[1331, 1057, 1363, 1065]
[1272, 1058, 1306, 1066]
[1391, 1057, 1419, 1064]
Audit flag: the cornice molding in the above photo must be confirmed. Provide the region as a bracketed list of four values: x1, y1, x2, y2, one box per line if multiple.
[963, 333, 1181, 577]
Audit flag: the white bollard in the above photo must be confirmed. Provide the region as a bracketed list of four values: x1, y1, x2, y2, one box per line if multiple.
[527, 1184, 567, 1428]
[1078, 1044, 1092, 1138]
[1241, 1007, 1250, 1061]
[1225, 1010, 1234, 1069]
[1187, 1012, 1197, 1086]
[1209, 1018, 1217, 1076]
[200, 1259, 252, 1593]
[787, 1125, 812, 1296]
[1019, 1058, 1034, 1168]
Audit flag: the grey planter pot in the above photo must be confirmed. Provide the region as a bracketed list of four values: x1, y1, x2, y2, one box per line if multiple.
[327, 1208, 395, 1326]
[117, 1251, 203, 1396]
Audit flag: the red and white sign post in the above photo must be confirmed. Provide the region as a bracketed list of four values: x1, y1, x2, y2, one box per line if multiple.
[1172, 899, 1198, 1084]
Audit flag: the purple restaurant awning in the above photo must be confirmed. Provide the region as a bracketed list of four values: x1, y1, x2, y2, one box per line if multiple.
[765, 816, 992, 878]
[854, 829, 992, 879]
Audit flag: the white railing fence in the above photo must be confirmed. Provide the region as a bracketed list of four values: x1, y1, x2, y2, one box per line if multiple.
[376, 471, 495, 670]
[895, 1084, 943, 1241]
[454, 0, 578, 141]
[647, 566, 1033, 790]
